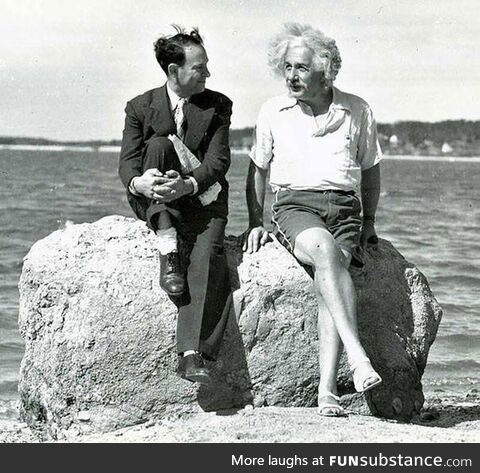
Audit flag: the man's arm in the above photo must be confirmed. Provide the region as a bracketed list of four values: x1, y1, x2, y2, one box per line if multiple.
[119, 100, 192, 202]
[191, 97, 232, 194]
[150, 96, 232, 203]
[360, 163, 380, 248]
[243, 160, 271, 253]
[119, 101, 145, 190]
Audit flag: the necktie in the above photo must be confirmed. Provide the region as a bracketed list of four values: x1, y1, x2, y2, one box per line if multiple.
[174, 98, 187, 141]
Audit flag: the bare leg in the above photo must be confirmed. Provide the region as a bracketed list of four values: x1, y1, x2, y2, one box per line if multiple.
[294, 226, 367, 364]
[316, 291, 345, 415]
[156, 210, 172, 230]
[316, 292, 342, 395]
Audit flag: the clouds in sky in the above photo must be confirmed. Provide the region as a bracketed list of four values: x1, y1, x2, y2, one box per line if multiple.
[1, 0, 479, 140]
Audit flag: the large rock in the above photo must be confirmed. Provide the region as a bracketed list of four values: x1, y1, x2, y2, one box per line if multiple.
[18, 216, 442, 438]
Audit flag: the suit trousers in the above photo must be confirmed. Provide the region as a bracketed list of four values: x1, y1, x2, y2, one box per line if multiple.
[129, 136, 231, 360]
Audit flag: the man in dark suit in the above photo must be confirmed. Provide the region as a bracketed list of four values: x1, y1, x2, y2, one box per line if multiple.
[118, 27, 232, 385]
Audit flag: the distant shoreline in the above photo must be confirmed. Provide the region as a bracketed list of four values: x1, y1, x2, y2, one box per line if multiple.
[0, 144, 120, 152]
[1, 144, 479, 162]
[1, 119, 479, 156]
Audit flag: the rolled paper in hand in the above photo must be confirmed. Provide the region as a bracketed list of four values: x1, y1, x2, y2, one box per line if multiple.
[167, 134, 221, 206]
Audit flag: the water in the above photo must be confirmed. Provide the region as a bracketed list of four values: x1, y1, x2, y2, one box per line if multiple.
[1, 149, 479, 409]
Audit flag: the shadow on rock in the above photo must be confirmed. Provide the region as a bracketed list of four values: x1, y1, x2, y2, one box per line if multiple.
[17, 217, 443, 437]
[188, 235, 254, 412]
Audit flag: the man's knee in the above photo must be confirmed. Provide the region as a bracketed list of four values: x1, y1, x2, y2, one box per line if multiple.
[143, 136, 179, 173]
[294, 229, 338, 266]
[145, 136, 175, 157]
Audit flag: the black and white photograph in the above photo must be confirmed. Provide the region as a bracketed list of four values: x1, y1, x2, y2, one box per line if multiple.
[0, 0, 479, 451]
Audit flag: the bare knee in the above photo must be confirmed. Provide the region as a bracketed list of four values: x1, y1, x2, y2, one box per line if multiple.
[295, 233, 338, 270]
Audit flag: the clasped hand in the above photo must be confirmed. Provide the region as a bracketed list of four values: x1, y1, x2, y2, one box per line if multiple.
[135, 168, 190, 203]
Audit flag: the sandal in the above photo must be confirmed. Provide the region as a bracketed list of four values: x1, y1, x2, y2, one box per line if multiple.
[351, 358, 382, 393]
[317, 389, 346, 417]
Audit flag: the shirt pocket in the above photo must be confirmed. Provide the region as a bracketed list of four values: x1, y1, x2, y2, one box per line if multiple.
[323, 132, 356, 169]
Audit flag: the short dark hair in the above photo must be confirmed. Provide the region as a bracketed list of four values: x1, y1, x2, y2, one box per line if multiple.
[153, 25, 204, 74]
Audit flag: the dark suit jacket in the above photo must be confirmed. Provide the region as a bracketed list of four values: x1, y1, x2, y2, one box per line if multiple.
[118, 85, 233, 218]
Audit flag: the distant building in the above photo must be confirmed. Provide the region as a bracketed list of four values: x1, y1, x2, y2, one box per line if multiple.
[441, 142, 453, 154]
[389, 135, 399, 146]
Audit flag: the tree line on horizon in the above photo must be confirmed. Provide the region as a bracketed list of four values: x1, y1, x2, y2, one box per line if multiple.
[1, 120, 479, 156]
[230, 120, 480, 156]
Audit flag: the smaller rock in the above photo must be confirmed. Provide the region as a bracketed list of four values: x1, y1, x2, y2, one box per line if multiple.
[420, 410, 440, 422]
[77, 411, 91, 422]
[392, 397, 403, 415]
[253, 397, 266, 408]
[67, 425, 81, 437]
[466, 389, 479, 399]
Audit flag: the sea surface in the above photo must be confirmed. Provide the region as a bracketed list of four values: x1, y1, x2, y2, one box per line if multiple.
[1, 149, 479, 415]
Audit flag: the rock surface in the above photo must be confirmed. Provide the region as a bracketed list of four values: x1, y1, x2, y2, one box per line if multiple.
[3, 392, 480, 443]
[18, 215, 442, 438]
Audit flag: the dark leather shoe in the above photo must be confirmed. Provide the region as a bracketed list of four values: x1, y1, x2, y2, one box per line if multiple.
[159, 252, 185, 296]
[177, 353, 211, 385]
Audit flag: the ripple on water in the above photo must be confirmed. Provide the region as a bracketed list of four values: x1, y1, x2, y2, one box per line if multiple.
[1, 151, 480, 397]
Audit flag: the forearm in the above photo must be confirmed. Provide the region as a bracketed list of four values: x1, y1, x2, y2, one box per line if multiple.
[191, 146, 230, 191]
[361, 163, 380, 220]
[246, 160, 268, 227]
[191, 102, 232, 193]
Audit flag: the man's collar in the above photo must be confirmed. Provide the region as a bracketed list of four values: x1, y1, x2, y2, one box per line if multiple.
[277, 95, 298, 111]
[278, 86, 351, 112]
[330, 87, 351, 112]
[166, 82, 189, 110]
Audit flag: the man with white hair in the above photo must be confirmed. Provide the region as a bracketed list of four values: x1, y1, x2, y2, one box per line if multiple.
[244, 23, 383, 416]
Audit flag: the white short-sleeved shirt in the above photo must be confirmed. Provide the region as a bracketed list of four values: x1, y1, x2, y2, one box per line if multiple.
[249, 87, 383, 193]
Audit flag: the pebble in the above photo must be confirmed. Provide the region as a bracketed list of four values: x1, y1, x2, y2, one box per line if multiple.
[420, 410, 440, 421]
[77, 410, 91, 422]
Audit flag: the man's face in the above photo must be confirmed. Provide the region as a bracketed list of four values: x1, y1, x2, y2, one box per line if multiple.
[174, 44, 210, 97]
[283, 43, 326, 102]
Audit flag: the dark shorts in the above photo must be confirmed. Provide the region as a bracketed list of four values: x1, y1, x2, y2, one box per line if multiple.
[271, 189, 364, 268]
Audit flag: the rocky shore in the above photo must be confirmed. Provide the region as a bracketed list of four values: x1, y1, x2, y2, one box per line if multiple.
[11, 215, 455, 442]
[1, 391, 479, 443]
[18, 216, 442, 438]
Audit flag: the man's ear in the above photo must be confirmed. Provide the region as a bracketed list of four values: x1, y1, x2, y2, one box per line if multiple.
[167, 63, 178, 77]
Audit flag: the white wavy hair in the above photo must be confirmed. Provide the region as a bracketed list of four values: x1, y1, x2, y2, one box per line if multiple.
[268, 23, 342, 85]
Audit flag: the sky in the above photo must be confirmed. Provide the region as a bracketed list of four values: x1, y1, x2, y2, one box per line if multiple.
[1, 0, 479, 141]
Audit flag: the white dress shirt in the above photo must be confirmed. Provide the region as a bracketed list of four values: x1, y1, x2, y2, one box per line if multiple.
[250, 87, 383, 193]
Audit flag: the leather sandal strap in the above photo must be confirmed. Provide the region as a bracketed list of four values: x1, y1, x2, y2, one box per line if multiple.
[317, 389, 340, 401]
[349, 357, 371, 372]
